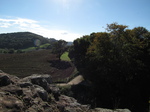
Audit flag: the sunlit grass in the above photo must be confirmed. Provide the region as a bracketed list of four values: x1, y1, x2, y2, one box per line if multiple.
[22, 43, 51, 52]
[60, 52, 71, 61]
[39, 43, 50, 49]
[22, 47, 36, 52]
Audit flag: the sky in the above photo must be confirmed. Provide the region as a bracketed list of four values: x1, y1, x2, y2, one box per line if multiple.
[0, 0, 150, 41]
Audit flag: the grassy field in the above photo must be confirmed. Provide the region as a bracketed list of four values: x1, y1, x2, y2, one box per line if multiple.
[0, 50, 75, 81]
[60, 52, 71, 61]
[22, 43, 51, 52]
[0, 43, 51, 53]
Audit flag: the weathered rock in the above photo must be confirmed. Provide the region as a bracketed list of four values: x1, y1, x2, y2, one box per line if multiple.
[0, 85, 23, 96]
[0, 72, 131, 112]
[0, 73, 61, 111]
[57, 95, 90, 112]
[0, 73, 20, 87]
[8, 74, 20, 84]
[22, 74, 52, 91]
[34, 85, 48, 101]
[26, 99, 59, 112]
[0, 73, 11, 87]
[49, 84, 60, 100]
[116, 109, 131, 112]
[0, 92, 24, 112]
[22, 74, 52, 84]
[89, 108, 131, 112]
[18, 82, 33, 88]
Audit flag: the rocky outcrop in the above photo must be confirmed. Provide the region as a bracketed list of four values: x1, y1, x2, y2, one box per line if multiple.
[0, 72, 131, 112]
[57, 95, 90, 112]
[89, 108, 131, 112]
[0, 74, 11, 86]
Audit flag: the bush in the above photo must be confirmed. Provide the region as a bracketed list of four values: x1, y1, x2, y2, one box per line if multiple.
[59, 85, 73, 97]
[16, 49, 24, 53]
[8, 49, 15, 54]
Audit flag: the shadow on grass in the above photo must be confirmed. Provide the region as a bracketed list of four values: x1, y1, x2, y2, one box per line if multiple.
[48, 60, 72, 69]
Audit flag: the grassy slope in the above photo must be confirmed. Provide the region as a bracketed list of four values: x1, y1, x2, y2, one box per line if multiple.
[0, 50, 75, 81]
[22, 43, 51, 52]
[60, 52, 71, 61]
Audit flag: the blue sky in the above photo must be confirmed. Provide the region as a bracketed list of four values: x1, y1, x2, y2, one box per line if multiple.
[0, 0, 150, 41]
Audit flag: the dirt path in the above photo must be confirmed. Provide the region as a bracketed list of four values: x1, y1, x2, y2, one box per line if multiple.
[56, 75, 84, 86]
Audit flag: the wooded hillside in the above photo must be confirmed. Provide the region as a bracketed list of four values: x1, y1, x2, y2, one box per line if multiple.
[0, 32, 53, 49]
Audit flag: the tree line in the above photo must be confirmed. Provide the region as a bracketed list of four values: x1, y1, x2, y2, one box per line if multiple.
[69, 23, 150, 112]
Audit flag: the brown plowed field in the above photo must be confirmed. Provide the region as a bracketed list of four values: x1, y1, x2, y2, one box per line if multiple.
[0, 50, 76, 81]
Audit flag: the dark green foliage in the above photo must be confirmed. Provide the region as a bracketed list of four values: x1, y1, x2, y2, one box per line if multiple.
[59, 85, 73, 96]
[0, 32, 50, 49]
[8, 49, 15, 54]
[69, 35, 91, 73]
[52, 40, 68, 60]
[69, 23, 150, 112]
[16, 49, 24, 53]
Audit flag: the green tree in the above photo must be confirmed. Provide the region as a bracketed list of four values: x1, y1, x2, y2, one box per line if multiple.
[69, 23, 150, 111]
[131, 27, 148, 39]
[69, 35, 91, 73]
[8, 49, 15, 54]
[52, 40, 68, 60]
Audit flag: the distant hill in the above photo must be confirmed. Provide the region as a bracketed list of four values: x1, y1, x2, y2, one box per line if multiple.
[67, 42, 73, 46]
[0, 32, 53, 49]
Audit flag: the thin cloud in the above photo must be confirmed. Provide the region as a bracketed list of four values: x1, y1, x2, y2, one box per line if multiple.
[0, 18, 37, 27]
[61, 32, 68, 35]
[0, 22, 11, 28]
[0, 17, 82, 41]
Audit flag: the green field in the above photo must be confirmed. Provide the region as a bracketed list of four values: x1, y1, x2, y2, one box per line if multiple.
[60, 52, 71, 61]
[22, 43, 51, 52]
[0, 43, 51, 53]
